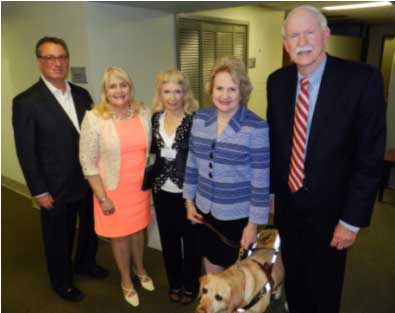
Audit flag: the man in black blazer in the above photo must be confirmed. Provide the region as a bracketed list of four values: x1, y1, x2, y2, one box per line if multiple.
[12, 37, 107, 302]
[267, 6, 386, 313]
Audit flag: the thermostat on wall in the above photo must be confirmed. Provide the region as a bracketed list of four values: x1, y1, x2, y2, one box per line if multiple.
[248, 58, 256, 69]
[70, 67, 87, 84]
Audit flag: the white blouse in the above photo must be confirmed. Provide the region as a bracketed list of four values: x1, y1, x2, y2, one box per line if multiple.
[159, 113, 182, 193]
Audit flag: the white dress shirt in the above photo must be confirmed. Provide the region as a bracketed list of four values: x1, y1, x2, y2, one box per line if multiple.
[159, 113, 182, 193]
[41, 75, 80, 132]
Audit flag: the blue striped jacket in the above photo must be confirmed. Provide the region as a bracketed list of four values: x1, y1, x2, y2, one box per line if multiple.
[183, 105, 270, 224]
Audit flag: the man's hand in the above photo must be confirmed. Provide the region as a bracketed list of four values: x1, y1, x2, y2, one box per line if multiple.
[36, 194, 54, 209]
[330, 223, 358, 250]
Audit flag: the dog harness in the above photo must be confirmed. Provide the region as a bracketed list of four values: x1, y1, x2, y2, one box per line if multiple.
[235, 260, 274, 313]
[235, 231, 281, 313]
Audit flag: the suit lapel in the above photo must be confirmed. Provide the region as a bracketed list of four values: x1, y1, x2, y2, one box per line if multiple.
[218, 105, 244, 141]
[37, 79, 79, 135]
[305, 56, 341, 165]
[70, 84, 86, 127]
[284, 66, 298, 157]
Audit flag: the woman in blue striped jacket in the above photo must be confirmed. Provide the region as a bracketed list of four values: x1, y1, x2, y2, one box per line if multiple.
[183, 57, 270, 273]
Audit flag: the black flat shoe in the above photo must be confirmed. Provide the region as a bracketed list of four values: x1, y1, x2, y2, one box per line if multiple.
[180, 290, 196, 305]
[55, 287, 84, 302]
[75, 264, 109, 279]
[168, 288, 182, 303]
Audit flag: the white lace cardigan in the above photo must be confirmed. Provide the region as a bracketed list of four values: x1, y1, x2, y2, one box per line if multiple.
[79, 106, 152, 190]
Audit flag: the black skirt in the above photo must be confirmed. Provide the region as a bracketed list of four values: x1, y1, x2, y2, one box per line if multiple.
[196, 208, 248, 268]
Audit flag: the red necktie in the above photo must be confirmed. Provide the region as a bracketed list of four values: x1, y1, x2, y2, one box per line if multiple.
[288, 78, 310, 193]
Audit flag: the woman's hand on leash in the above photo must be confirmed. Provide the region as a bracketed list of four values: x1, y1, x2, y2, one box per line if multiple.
[241, 223, 257, 250]
[185, 200, 203, 224]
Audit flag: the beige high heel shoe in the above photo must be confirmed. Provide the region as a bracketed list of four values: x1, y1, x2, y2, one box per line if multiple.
[121, 284, 139, 307]
[136, 274, 155, 291]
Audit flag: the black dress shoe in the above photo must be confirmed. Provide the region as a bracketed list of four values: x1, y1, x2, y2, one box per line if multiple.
[55, 287, 84, 302]
[75, 264, 109, 279]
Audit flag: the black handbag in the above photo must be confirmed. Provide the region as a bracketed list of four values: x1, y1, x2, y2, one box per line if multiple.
[142, 164, 155, 190]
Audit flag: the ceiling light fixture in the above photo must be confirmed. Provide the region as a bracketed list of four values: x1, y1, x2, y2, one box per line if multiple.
[322, 1, 392, 11]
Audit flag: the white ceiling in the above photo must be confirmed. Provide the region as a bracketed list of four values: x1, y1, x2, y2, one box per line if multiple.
[106, 1, 395, 24]
[102, 1, 257, 13]
[260, 1, 395, 23]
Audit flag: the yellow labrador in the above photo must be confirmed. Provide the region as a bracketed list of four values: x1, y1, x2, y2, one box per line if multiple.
[196, 229, 284, 313]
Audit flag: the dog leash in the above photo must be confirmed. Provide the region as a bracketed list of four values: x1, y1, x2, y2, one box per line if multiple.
[201, 220, 256, 261]
[202, 221, 280, 262]
[202, 220, 241, 248]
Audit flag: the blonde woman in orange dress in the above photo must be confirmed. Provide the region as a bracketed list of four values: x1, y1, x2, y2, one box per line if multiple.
[79, 66, 153, 307]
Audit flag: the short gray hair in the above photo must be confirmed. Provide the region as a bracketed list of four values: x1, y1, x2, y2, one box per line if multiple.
[281, 5, 328, 38]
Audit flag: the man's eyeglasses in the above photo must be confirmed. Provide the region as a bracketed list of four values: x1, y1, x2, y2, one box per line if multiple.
[38, 55, 69, 63]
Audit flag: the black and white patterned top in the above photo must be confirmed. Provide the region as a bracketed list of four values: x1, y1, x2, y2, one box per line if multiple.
[151, 112, 194, 193]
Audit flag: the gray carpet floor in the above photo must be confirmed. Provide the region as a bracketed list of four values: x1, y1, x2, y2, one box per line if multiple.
[2, 186, 395, 313]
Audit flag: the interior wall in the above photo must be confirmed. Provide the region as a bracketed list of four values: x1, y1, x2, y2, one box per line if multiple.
[84, 3, 176, 104]
[380, 37, 395, 101]
[327, 35, 362, 61]
[366, 23, 395, 152]
[1, 2, 176, 185]
[367, 23, 395, 68]
[181, 5, 285, 119]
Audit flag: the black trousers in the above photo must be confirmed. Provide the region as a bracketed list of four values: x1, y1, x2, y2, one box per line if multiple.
[278, 192, 347, 313]
[153, 190, 201, 293]
[40, 193, 97, 291]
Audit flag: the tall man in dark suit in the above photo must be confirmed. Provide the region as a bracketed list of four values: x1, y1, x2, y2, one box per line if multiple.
[12, 37, 108, 302]
[267, 6, 386, 313]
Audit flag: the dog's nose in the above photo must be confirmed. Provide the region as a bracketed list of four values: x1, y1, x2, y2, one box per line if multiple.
[196, 307, 206, 313]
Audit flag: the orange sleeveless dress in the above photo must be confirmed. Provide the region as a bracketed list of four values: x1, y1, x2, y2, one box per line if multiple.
[94, 116, 151, 238]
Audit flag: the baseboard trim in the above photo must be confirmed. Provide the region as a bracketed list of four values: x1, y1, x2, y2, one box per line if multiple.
[1, 176, 31, 198]
[1, 176, 38, 209]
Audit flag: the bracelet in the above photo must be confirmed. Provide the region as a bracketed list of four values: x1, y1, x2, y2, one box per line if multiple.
[185, 200, 194, 208]
[98, 195, 107, 204]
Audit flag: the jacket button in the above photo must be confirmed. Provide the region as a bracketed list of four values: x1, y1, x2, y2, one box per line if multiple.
[209, 173, 213, 178]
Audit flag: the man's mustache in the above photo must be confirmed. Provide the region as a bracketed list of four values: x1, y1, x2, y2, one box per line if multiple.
[295, 45, 313, 54]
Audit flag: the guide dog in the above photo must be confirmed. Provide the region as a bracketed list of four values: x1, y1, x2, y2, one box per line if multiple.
[196, 229, 284, 313]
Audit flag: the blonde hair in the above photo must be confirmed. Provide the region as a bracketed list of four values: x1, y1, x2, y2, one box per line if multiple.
[152, 69, 199, 115]
[206, 56, 252, 106]
[93, 66, 143, 119]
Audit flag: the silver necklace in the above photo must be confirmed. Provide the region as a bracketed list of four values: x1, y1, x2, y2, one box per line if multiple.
[112, 105, 134, 120]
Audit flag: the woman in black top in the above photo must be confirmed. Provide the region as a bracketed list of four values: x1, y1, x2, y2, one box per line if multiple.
[150, 69, 200, 304]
